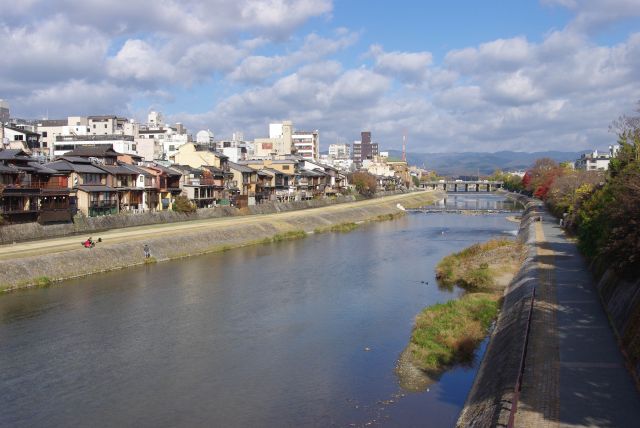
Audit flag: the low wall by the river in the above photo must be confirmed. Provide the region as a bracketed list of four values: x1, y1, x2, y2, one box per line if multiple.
[0, 191, 438, 292]
[457, 196, 544, 427]
[0, 195, 366, 245]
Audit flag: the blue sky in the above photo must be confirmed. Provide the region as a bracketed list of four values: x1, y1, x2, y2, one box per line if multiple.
[1, 0, 639, 152]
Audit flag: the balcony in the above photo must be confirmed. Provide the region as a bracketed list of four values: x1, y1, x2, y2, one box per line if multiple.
[184, 178, 224, 187]
[89, 200, 118, 209]
[88, 200, 118, 217]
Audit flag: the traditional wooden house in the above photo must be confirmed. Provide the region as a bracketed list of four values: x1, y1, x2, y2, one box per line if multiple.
[140, 163, 182, 210]
[227, 161, 258, 207]
[172, 164, 227, 208]
[0, 149, 72, 223]
[45, 156, 118, 217]
[120, 164, 160, 212]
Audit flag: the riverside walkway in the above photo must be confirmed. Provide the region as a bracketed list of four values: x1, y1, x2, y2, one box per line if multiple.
[515, 212, 640, 427]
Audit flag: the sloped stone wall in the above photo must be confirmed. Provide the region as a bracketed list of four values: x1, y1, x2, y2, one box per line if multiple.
[0, 191, 435, 292]
[457, 197, 544, 427]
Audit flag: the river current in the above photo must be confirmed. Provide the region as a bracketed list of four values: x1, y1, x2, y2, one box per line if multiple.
[0, 194, 520, 427]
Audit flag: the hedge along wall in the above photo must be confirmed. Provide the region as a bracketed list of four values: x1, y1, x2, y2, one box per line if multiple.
[0, 191, 437, 292]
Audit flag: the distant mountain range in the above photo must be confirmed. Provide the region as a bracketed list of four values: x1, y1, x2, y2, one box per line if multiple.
[386, 150, 585, 176]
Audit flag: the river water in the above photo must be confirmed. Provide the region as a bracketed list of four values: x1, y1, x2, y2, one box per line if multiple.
[0, 194, 520, 428]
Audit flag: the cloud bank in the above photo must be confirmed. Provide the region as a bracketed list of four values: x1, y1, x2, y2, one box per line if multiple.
[1, 0, 639, 152]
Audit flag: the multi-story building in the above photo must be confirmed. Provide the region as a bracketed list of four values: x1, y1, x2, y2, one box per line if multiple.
[172, 164, 227, 208]
[0, 99, 9, 123]
[53, 134, 137, 157]
[575, 149, 611, 171]
[136, 112, 190, 161]
[88, 115, 132, 136]
[328, 143, 350, 159]
[215, 139, 249, 163]
[254, 121, 293, 157]
[0, 149, 72, 223]
[352, 131, 379, 167]
[1, 125, 42, 155]
[292, 130, 319, 160]
[227, 161, 258, 207]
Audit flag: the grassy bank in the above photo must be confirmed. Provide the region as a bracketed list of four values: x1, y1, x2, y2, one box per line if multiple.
[397, 237, 525, 390]
[407, 293, 500, 373]
[436, 239, 524, 290]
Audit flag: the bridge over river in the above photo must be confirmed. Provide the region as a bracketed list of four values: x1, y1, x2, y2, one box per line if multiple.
[422, 180, 503, 192]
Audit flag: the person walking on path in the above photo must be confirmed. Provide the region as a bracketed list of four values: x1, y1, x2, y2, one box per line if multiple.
[143, 244, 150, 259]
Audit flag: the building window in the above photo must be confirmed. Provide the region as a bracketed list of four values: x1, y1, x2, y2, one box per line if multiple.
[104, 124, 108, 128]
[93, 124, 96, 129]
[282, 165, 290, 170]
[42, 131, 48, 137]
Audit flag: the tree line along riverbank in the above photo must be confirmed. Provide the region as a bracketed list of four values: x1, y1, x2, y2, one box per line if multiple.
[0, 191, 440, 292]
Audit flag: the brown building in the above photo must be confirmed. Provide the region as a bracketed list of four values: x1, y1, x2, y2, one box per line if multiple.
[0, 149, 72, 223]
[352, 131, 379, 167]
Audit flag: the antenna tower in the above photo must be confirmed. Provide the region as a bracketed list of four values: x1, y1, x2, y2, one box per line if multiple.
[402, 130, 407, 162]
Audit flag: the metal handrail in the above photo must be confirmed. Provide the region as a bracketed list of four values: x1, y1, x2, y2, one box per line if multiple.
[507, 287, 536, 428]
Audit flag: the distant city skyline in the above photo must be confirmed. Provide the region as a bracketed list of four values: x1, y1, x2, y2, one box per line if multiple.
[1, 0, 639, 152]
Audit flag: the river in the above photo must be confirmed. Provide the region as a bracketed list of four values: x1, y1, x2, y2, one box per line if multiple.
[0, 194, 520, 427]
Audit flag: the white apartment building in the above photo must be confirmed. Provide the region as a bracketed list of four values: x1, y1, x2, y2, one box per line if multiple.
[135, 112, 190, 161]
[88, 115, 134, 136]
[292, 130, 319, 160]
[328, 143, 350, 159]
[53, 134, 137, 157]
[575, 149, 611, 171]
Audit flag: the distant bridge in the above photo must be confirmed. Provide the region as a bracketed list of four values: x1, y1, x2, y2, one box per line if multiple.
[421, 180, 503, 192]
[407, 208, 515, 214]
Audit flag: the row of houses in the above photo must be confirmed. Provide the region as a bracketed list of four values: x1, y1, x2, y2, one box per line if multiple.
[0, 142, 349, 224]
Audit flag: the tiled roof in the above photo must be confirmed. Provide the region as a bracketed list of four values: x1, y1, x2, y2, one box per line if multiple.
[228, 161, 255, 173]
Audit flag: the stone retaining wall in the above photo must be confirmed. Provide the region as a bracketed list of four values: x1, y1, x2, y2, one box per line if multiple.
[0, 191, 434, 292]
[457, 196, 543, 427]
[595, 272, 640, 375]
[0, 195, 360, 245]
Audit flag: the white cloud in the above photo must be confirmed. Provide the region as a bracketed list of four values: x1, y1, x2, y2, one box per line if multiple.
[229, 31, 357, 83]
[13, 80, 132, 118]
[368, 45, 433, 84]
[542, 0, 640, 33]
[2, 0, 640, 155]
[445, 37, 531, 73]
[0, 17, 109, 86]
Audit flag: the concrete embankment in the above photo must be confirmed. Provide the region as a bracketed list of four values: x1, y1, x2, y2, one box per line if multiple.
[457, 196, 543, 427]
[0, 194, 363, 245]
[0, 191, 439, 292]
[595, 271, 640, 376]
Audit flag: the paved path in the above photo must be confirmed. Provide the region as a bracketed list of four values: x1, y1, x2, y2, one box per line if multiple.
[0, 192, 420, 261]
[516, 212, 640, 427]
